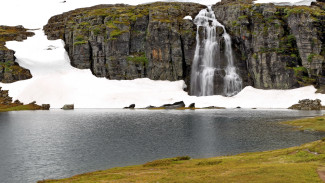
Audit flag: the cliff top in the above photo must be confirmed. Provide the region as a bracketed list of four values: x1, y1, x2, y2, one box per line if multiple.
[0, 25, 34, 51]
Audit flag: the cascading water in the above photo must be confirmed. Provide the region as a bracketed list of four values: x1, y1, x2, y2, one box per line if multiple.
[223, 34, 243, 97]
[190, 6, 242, 97]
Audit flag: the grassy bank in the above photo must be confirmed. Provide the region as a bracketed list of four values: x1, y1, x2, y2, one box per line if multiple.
[0, 104, 43, 112]
[39, 115, 325, 183]
[282, 115, 325, 132]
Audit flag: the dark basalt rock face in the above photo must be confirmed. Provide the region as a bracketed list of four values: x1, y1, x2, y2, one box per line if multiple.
[44, 2, 206, 91]
[44, 1, 325, 94]
[212, 0, 325, 90]
[0, 26, 33, 83]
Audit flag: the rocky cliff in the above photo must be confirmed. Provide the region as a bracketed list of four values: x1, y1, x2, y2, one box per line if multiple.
[43, 0, 325, 94]
[0, 26, 33, 83]
[44, 2, 205, 90]
[213, 0, 325, 90]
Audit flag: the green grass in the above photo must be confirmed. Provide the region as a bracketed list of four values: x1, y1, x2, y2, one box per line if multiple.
[282, 115, 325, 132]
[38, 115, 325, 183]
[0, 104, 42, 112]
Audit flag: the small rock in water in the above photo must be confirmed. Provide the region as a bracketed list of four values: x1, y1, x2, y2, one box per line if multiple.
[61, 104, 74, 110]
[145, 105, 156, 109]
[203, 106, 226, 109]
[236, 106, 241, 109]
[189, 103, 195, 108]
[124, 104, 135, 109]
[162, 101, 185, 109]
[41, 104, 50, 110]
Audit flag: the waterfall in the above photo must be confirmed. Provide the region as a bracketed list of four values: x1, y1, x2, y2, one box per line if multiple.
[190, 6, 242, 97]
[223, 34, 243, 97]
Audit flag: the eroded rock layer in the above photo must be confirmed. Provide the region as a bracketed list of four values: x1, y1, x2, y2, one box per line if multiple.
[0, 25, 33, 83]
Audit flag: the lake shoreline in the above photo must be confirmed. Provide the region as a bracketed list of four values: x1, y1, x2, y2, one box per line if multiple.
[38, 114, 325, 183]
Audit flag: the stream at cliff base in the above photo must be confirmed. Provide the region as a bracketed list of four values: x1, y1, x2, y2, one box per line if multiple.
[0, 109, 325, 183]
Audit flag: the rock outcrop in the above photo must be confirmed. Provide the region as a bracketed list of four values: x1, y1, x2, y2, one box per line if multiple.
[0, 26, 33, 83]
[0, 87, 13, 105]
[0, 87, 50, 111]
[288, 99, 323, 110]
[61, 104, 74, 110]
[43, 1, 325, 94]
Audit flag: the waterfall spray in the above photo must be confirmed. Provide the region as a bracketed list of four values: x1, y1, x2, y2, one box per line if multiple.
[190, 6, 242, 97]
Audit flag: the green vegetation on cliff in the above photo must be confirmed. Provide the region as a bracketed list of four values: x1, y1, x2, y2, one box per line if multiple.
[127, 52, 148, 65]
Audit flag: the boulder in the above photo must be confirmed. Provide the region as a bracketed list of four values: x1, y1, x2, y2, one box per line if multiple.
[61, 104, 74, 110]
[162, 101, 185, 109]
[188, 103, 195, 108]
[13, 99, 23, 105]
[41, 104, 50, 110]
[145, 105, 157, 109]
[124, 104, 135, 109]
[288, 99, 322, 110]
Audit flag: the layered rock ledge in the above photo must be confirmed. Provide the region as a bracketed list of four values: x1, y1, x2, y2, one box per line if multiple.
[0, 25, 33, 83]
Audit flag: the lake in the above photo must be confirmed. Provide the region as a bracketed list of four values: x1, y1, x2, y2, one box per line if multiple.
[0, 109, 324, 183]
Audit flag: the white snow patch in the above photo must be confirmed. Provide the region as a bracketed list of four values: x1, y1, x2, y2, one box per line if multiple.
[254, 0, 316, 6]
[183, 16, 193, 20]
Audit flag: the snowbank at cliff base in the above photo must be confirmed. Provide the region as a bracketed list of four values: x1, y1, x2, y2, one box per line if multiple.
[185, 86, 325, 109]
[0, 0, 322, 109]
[1, 30, 324, 109]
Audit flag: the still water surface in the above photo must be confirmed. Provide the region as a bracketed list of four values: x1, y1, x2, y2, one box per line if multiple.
[0, 109, 324, 183]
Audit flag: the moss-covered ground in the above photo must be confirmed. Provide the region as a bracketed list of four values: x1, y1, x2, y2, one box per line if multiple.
[39, 115, 325, 183]
[0, 103, 42, 112]
[282, 115, 325, 132]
